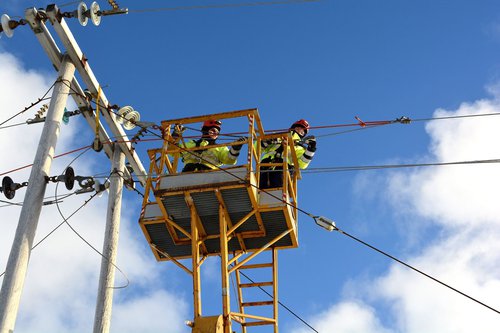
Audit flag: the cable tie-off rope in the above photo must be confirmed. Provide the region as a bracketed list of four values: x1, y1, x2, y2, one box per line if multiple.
[354, 116, 366, 127]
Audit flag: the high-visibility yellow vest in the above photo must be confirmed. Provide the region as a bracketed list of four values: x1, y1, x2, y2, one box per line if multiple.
[178, 139, 238, 169]
[259, 132, 314, 169]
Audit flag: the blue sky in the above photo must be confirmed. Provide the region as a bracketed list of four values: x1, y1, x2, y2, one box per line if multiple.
[2, 1, 500, 332]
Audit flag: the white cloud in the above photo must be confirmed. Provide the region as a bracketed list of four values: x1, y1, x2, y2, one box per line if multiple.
[112, 290, 189, 333]
[0, 52, 189, 332]
[392, 97, 500, 228]
[372, 229, 500, 333]
[292, 88, 500, 332]
[291, 301, 393, 333]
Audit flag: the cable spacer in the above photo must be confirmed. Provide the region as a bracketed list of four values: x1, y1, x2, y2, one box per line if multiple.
[313, 215, 337, 232]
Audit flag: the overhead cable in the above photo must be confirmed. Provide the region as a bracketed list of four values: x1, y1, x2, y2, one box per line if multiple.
[53, 149, 130, 289]
[0, 122, 26, 130]
[145, 128, 500, 316]
[411, 112, 500, 122]
[128, 0, 322, 13]
[54, 173, 130, 289]
[334, 226, 500, 316]
[0, 192, 76, 209]
[0, 192, 98, 279]
[0, 81, 56, 127]
[0, 145, 91, 177]
[238, 269, 319, 333]
[303, 158, 500, 173]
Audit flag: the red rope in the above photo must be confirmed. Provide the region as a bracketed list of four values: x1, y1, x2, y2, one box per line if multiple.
[0, 145, 91, 177]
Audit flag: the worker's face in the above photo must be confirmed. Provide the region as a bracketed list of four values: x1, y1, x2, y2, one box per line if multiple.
[206, 127, 219, 140]
[294, 126, 306, 137]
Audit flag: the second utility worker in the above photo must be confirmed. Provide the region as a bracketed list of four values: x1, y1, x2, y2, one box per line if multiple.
[259, 119, 317, 189]
[172, 120, 245, 172]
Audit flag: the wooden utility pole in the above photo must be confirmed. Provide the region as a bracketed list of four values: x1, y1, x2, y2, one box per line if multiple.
[93, 145, 125, 333]
[0, 56, 75, 333]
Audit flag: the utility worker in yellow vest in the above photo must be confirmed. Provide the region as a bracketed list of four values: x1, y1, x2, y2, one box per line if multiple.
[172, 120, 245, 172]
[259, 119, 316, 189]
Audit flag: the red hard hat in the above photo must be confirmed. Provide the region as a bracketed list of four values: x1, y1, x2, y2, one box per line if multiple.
[291, 119, 310, 132]
[202, 119, 222, 131]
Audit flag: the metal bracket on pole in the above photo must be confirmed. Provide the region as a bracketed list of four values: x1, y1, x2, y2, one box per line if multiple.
[23, 6, 147, 187]
[44, 4, 147, 186]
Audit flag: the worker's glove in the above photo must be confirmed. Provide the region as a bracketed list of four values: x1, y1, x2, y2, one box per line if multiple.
[305, 136, 316, 152]
[261, 138, 278, 148]
[303, 135, 315, 143]
[233, 137, 246, 150]
[171, 124, 185, 139]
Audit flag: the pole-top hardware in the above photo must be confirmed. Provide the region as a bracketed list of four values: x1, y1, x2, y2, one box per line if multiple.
[92, 137, 104, 152]
[0, 14, 27, 38]
[116, 106, 141, 130]
[0, 176, 28, 199]
[60, 1, 128, 27]
[27, 108, 81, 125]
[47, 166, 109, 195]
[47, 166, 76, 190]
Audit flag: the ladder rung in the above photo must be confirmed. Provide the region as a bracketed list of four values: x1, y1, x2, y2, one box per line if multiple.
[241, 301, 274, 307]
[239, 263, 273, 270]
[242, 320, 276, 327]
[239, 282, 273, 288]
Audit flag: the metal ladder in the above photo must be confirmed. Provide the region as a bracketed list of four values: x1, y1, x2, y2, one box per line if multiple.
[233, 248, 279, 333]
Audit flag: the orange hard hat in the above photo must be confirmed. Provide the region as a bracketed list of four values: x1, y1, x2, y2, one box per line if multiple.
[202, 119, 222, 131]
[290, 119, 310, 134]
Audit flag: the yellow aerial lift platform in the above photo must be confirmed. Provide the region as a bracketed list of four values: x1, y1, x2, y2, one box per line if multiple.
[139, 108, 302, 333]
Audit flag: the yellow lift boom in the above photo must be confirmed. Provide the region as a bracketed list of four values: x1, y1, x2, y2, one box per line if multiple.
[139, 108, 301, 333]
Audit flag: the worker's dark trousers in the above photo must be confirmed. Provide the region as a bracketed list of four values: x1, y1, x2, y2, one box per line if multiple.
[259, 165, 294, 189]
[182, 163, 212, 172]
[260, 166, 283, 189]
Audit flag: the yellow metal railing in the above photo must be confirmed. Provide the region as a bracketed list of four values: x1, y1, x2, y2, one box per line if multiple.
[138, 108, 305, 333]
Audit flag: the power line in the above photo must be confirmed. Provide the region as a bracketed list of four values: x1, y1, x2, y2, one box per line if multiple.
[0, 81, 56, 127]
[88, 157, 500, 187]
[61, 111, 500, 322]
[0, 192, 98, 279]
[0, 199, 22, 207]
[53, 147, 130, 289]
[58, 77, 500, 147]
[303, 158, 500, 173]
[8, 83, 495, 315]
[275, 199, 500, 316]
[118, 111, 500, 142]
[128, 0, 322, 13]
[147, 133, 500, 316]
[113, 171, 145, 198]
[0, 122, 26, 130]
[412, 112, 500, 122]
[334, 226, 500, 316]
[0, 145, 91, 177]
[0, 147, 125, 286]
[238, 269, 319, 332]
[59, 1, 84, 8]
[0, 193, 76, 209]
[54, 173, 130, 289]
